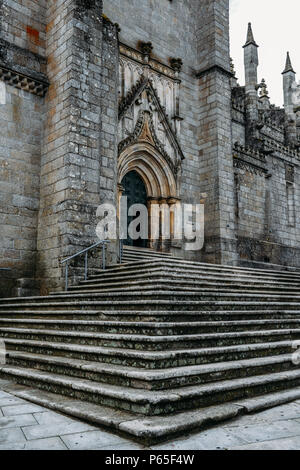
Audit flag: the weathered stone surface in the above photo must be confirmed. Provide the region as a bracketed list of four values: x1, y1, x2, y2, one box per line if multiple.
[0, 0, 300, 296]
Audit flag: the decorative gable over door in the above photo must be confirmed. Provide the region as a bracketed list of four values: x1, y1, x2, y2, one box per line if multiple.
[118, 43, 184, 191]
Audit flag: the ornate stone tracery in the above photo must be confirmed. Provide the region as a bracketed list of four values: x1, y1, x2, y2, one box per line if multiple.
[117, 43, 184, 202]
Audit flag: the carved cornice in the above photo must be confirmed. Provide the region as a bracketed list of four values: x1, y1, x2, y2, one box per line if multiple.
[233, 158, 267, 177]
[0, 39, 49, 97]
[263, 137, 300, 159]
[233, 142, 268, 176]
[119, 43, 179, 81]
[196, 64, 233, 79]
[0, 65, 49, 97]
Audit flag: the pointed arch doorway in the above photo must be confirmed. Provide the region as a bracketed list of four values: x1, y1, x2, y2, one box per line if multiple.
[117, 143, 181, 252]
[121, 170, 148, 248]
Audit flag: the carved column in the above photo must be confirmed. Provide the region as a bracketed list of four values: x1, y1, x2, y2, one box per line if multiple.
[147, 198, 160, 250]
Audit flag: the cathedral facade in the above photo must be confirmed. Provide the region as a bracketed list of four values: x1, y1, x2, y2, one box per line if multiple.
[0, 0, 300, 297]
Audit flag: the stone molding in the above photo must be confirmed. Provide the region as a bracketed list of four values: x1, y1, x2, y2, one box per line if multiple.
[118, 109, 181, 177]
[264, 137, 300, 159]
[233, 142, 268, 177]
[0, 65, 48, 97]
[119, 42, 180, 81]
[196, 64, 233, 79]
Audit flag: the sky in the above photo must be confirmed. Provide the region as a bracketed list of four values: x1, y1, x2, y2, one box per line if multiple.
[230, 0, 300, 106]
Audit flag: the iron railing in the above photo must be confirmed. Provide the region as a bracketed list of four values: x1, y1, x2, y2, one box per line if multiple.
[61, 240, 110, 291]
[119, 239, 124, 265]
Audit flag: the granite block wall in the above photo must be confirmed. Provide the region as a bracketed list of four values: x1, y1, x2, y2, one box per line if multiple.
[37, 0, 119, 294]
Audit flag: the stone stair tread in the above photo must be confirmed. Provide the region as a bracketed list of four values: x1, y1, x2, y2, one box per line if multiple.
[84, 266, 300, 281]
[3, 290, 300, 301]
[122, 248, 300, 274]
[1, 326, 299, 342]
[7, 351, 294, 381]
[83, 266, 300, 279]
[1, 364, 300, 406]
[0, 310, 299, 319]
[108, 255, 300, 275]
[1, 318, 300, 327]
[119, 387, 300, 440]
[75, 277, 300, 288]
[1, 254, 300, 442]
[3, 379, 300, 443]
[3, 337, 294, 359]
[0, 299, 300, 315]
[87, 271, 300, 284]
[66, 287, 300, 296]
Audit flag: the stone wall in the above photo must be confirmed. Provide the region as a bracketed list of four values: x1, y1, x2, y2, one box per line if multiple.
[233, 111, 300, 268]
[0, 83, 44, 297]
[0, 0, 47, 297]
[37, 0, 119, 294]
[0, 0, 46, 56]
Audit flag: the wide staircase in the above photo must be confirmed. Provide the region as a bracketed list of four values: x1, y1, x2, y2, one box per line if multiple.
[1, 246, 300, 444]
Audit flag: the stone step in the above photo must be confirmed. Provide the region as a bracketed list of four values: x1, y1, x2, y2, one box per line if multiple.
[74, 276, 300, 291]
[118, 251, 300, 276]
[5, 351, 296, 391]
[1, 298, 300, 313]
[82, 273, 300, 290]
[2, 290, 300, 306]
[120, 256, 172, 263]
[1, 318, 300, 334]
[1, 326, 299, 350]
[1, 365, 300, 416]
[99, 258, 300, 279]
[0, 309, 300, 321]
[3, 382, 300, 445]
[121, 256, 150, 262]
[66, 283, 300, 295]
[3, 338, 294, 368]
[123, 247, 175, 257]
[89, 258, 300, 280]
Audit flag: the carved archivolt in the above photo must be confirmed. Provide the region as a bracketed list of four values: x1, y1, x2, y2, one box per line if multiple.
[118, 143, 178, 199]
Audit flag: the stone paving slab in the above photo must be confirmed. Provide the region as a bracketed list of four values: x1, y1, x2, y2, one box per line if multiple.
[223, 402, 300, 426]
[222, 419, 300, 444]
[0, 427, 26, 445]
[231, 435, 300, 450]
[22, 420, 99, 441]
[152, 428, 249, 450]
[61, 430, 143, 450]
[1, 403, 45, 417]
[0, 397, 28, 407]
[0, 437, 67, 450]
[0, 413, 37, 430]
[33, 410, 89, 426]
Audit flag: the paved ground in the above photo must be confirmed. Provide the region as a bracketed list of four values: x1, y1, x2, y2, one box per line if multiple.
[1, 385, 300, 450]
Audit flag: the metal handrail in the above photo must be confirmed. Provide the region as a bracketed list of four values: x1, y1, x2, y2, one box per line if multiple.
[119, 239, 124, 264]
[60, 240, 110, 291]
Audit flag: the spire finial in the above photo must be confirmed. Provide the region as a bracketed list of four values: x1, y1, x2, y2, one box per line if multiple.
[243, 22, 258, 48]
[259, 78, 269, 98]
[282, 52, 295, 74]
